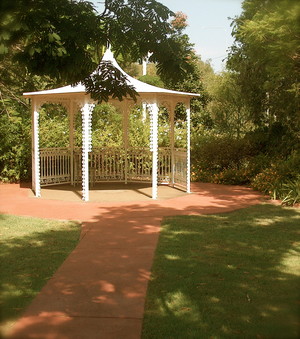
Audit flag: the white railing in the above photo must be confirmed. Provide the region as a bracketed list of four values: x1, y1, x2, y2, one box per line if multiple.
[127, 147, 152, 181]
[40, 148, 71, 186]
[158, 147, 171, 183]
[39, 147, 186, 187]
[174, 148, 187, 189]
[74, 148, 125, 183]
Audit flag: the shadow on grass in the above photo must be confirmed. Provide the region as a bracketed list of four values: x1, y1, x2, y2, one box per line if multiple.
[0, 183, 271, 338]
[0, 217, 80, 332]
[142, 204, 300, 338]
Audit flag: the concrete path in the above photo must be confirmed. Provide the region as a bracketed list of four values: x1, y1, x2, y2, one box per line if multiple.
[0, 183, 263, 339]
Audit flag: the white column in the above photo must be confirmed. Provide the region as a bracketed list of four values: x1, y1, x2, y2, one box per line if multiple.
[122, 106, 129, 184]
[32, 99, 41, 197]
[169, 102, 176, 186]
[142, 58, 147, 76]
[81, 101, 94, 201]
[142, 102, 147, 122]
[69, 101, 75, 185]
[150, 101, 158, 199]
[186, 101, 191, 193]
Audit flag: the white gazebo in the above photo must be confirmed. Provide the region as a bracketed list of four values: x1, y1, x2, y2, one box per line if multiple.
[23, 49, 199, 201]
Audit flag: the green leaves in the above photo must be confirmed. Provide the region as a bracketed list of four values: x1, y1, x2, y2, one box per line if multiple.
[227, 0, 300, 131]
[0, 0, 198, 100]
[47, 32, 61, 43]
[1, 0, 104, 83]
[82, 60, 138, 103]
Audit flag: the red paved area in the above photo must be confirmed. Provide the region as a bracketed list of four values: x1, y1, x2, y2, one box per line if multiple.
[1, 183, 263, 339]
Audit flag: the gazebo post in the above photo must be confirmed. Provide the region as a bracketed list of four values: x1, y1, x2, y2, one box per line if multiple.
[69, 100, 75, 185]
[32, 98, 41, 197]
[81, 99, 94, 201]
[169, 102, 176, 187]
[150, 100, 159, 199]
[186, 101, 191, 194]
[122, 104, 129, 184]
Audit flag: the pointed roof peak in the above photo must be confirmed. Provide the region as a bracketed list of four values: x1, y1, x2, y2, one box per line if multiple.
[23, 47, 200, 99]
[102, 47, 114, 62]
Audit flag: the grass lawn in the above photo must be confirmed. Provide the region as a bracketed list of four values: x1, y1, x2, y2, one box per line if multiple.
[0, 214, 81, 336]
[142, 204, 300, 339]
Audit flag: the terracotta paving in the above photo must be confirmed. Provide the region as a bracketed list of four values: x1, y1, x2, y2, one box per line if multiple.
[0, 182, 263, 339]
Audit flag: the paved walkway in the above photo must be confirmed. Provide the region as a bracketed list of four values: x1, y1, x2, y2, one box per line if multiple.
[1, 183, 263, 339]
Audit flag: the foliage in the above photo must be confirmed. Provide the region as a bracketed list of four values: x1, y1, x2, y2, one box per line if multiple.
[192, 134, 254, 173]
[39, 104, 69, 148]
[250, 152, 300, 204]
[206, 72, 253, 137]
[251, 168, 282, 196]
[2, 0, 298, 207]
[0, 57, 34, 182]
[191, 130, 300, 205]
[227, 0, 300, 133]
[0, 2, 204, 183]
[83, 61, 138, 103]
[0, 214, 80, 335]
[191, 134, 258, 185]
[92, 103, 123, 147]
[0, 110, 31, 182]
[138, 75, 164, 88]
[280, 178, 300, 206]
[193, 0, 300, 204]
[0, 0, 196, 99]
[142, 204, 300, 338]
[129, 106, 150, 148]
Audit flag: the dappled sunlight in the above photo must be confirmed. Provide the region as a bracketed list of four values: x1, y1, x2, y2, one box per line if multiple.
[1, 183, 265, 338]
[97, 280, 116, 293]
[19, 311, 71, 326]
[1, 284, 35, 299]
[59, 286, 75, 296]
[209, 296, 221, 303]
[164, 254, 181, 261]
[162, 291, 202, 323]
[278, 243, 300, 276]
[122, 290, 144, 299]
[92, 295, 116, 305]
[143, 204, 300, 338]
[254, 216, 284, 226]
[133, 224, 160, 235]
[167, 230, 200, 236]
[0, 217, 81, 337]
[4, 238, 46, 249]
[138, 269, 151, 281]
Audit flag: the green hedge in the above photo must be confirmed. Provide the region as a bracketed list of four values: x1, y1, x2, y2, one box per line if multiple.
[192, 133, 300, 206]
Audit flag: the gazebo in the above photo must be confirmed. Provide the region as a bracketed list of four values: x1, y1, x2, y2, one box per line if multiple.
[23, 49, 199, 201]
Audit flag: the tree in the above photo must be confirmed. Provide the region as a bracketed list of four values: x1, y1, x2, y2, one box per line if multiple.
[0, 57, 32, 181]
[0, 3, 204, 181]
[0, 0, 197, 101]
[206, 71, 252, 138]
[227, 0, 300, 133]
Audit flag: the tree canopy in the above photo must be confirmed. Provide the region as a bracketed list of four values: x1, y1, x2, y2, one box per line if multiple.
[227, 0, 300, 132]
[0, 0, 196, 101]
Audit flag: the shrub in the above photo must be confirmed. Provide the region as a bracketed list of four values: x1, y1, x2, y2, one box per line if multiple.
[251, 167, 282, 195]
[280, 177, 300, 206]
[192, 134, 253, 172]
[250, 152, 300, 204]
[191, 132, 300, 205]
[211, 168, 252, 185]
[0, 111, 31, 182]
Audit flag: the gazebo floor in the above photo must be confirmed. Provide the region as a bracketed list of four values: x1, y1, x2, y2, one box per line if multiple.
[31, 182, 187, 202]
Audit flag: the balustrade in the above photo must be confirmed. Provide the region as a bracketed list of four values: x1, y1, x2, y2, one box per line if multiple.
[39, 147, 186, 187]
[40, 148, 71, 186]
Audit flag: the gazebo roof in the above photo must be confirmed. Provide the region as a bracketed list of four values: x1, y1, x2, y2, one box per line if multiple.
[23, 49, 200, 99]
